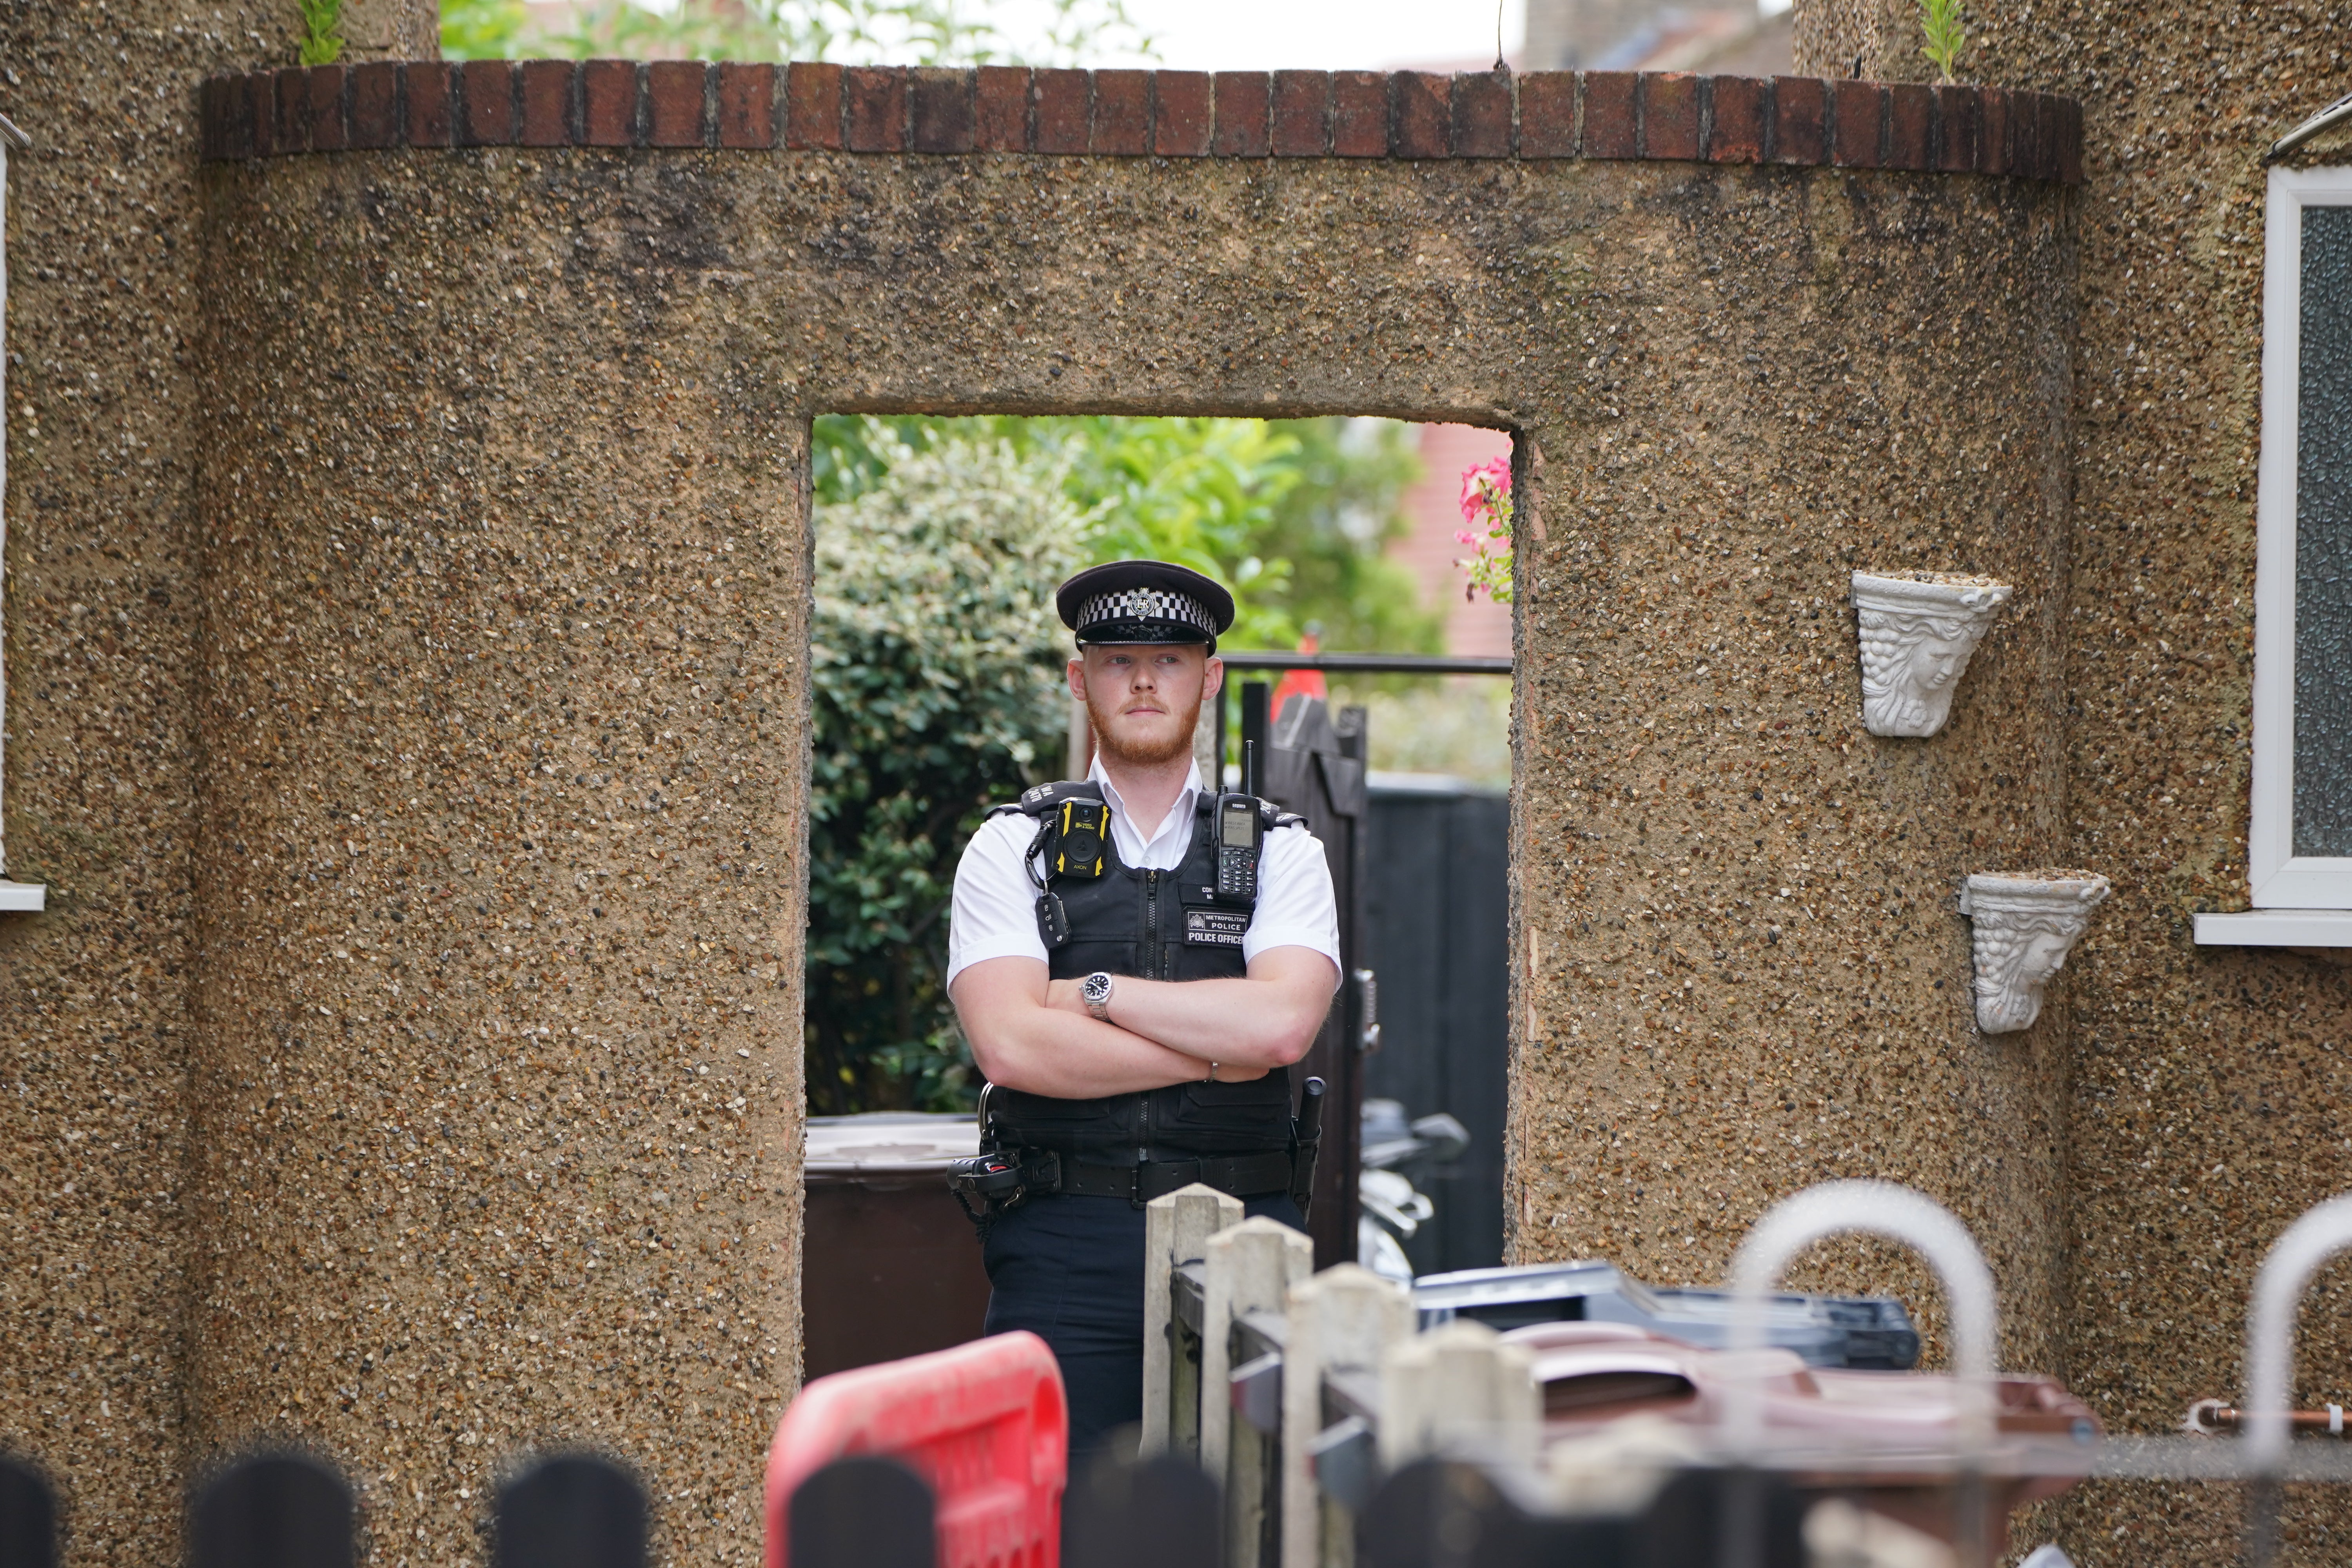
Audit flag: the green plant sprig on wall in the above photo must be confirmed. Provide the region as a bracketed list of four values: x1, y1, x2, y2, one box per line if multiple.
[297, 0, 344, 64]
[1920, 0, 1965, 83]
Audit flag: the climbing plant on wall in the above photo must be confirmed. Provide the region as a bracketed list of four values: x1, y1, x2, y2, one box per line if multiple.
[1453, 455, 1513, 605]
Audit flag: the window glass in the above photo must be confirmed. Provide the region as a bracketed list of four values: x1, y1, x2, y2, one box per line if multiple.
[2293, 204, 2352, 855]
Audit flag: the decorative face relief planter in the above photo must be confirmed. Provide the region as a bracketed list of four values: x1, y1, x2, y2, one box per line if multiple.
[1851, 572, 2015, 737]
[1957, 872, 2112, 1034]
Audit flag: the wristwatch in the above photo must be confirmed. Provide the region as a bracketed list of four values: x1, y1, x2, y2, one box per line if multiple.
[1081, 971, 1115, 1021]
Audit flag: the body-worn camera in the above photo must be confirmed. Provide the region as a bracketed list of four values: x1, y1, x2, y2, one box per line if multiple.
[1034, 797, 1111, 947]
[1055, 798, 1109, 877]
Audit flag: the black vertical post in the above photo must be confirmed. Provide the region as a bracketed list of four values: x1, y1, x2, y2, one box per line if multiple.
[1334, 703, 1369, 1263]
[1066, 1453, 1222, 1568]
[1240, 681, 1269, 798]
[0, 1456, 57, 1568]
[495, 1454, 647, 1568]
[790, 1457, 936, 1568]
[191, 1454, 353, 1568]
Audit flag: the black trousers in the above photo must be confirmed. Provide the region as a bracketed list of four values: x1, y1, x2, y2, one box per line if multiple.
[982, 1189, 1306, 1462]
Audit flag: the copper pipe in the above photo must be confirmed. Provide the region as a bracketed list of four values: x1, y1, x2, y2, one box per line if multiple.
[2185, 1398, 2352, 1436]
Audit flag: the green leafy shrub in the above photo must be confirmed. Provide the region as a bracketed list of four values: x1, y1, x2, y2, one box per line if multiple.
[819, 414, 1439, 655]
[804, 427, 1082, 1112]
[438, 0, 527, 58]
[1254, 417, 1439, 657]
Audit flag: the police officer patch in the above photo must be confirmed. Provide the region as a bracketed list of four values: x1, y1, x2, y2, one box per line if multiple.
[1184, 908, 1249, 947]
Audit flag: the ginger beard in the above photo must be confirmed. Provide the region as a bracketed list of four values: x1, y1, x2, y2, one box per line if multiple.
[1073, 644, 1220, 769]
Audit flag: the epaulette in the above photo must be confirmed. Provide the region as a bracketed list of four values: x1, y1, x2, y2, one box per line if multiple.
[1206, 791, 1304, 833]
[984, 780, 1306, 831]
[985, 780, 1105, 820]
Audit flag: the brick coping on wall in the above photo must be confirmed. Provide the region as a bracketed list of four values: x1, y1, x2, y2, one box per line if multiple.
[199, 63, 2083, 184]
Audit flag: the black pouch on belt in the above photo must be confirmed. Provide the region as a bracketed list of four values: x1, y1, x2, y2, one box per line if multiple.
[946, 1148, 1063, 1238]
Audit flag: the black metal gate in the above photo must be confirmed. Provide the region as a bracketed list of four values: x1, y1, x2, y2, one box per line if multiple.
[1240, 684, 1368, 1270]
[1361, 777, 1510, 1274]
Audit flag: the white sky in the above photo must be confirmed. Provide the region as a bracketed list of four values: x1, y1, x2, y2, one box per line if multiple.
[633, 0, 1787, 67]
[1116, 0, 1527, 71]
[982, 0, 1530, 72]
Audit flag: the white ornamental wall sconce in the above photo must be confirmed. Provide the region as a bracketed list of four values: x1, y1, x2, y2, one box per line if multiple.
[0, 110, 40, 913]
[1957, 871, 2111, 1034]
[1850, 571, 2015, 738]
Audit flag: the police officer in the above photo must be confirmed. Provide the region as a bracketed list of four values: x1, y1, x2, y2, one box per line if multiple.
[946, 560, 1341, 1459]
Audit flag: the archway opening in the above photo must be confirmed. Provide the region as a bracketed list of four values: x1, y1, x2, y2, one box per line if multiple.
[796, 411, 1518, 1377]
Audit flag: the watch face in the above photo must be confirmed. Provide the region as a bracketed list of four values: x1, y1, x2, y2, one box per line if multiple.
[1083, 973, 1111, 1001]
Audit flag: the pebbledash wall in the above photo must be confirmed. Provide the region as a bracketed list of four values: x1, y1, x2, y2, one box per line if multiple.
[7, 15, 2330, 1568]
[0, 49, 2084, 1565]
[1804, 1, 2352, 1563]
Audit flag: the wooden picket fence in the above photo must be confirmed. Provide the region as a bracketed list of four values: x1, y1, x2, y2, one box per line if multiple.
[1142, 1185, 1546, 1568]
[1134, 1178, 2352, 1568]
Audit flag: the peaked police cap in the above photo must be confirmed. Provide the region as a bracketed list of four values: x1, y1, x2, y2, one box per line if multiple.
[1055, 561, 1236, 652]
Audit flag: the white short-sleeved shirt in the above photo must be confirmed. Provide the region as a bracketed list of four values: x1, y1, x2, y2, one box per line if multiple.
[946, 758, 1342, 989]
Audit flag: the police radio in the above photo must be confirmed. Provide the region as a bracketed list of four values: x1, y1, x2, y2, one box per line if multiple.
[1214, 790, 1261, 901]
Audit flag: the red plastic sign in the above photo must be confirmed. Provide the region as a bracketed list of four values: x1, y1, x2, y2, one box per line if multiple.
[765, 1330, 1068, 1568]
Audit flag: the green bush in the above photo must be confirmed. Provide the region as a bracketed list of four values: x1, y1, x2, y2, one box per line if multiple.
[437, 0, 526, 58]
[1252, 417, 1441, 657]
[818, 414, 1441, 655]
[804, 428, 1082, 1112]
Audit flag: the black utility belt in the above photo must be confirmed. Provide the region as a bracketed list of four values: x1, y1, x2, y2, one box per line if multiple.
[948, 1146, 1294, 1223]
[1060, 1149, 1296, 1203]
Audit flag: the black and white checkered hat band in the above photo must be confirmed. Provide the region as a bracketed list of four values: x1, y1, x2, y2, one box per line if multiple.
[1076, 587, 1216, 636]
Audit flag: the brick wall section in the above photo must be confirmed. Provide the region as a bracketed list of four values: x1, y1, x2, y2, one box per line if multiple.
[198, 62, 2083, 181]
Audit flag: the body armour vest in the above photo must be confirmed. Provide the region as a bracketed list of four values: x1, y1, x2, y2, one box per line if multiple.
[979, 780, 1307, 1164]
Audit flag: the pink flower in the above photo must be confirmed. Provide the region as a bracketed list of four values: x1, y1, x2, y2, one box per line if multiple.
[1452, 455, 1516, 606]
[1457, 456, 1510, 526]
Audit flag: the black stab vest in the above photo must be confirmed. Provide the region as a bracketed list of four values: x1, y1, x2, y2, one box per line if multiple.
[979, 781, 1306, 1163]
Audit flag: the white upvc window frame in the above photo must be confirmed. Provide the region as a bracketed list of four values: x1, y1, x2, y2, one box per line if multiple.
[2200, 164, 2352, 946]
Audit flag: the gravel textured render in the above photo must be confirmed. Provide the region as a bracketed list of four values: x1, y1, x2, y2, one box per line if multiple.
[16, 5, 2327, 1566]
[1951, 2, 2349, 1563]
[0, 2, 301, 1566]
[189, 132, 2071, 1566]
